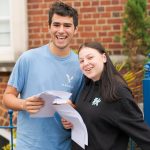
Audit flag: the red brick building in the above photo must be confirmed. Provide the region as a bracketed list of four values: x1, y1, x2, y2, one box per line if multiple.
[0, 0, 150, 127]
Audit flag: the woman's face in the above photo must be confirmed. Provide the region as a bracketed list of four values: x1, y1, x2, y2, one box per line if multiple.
[79, 47, 107, 81]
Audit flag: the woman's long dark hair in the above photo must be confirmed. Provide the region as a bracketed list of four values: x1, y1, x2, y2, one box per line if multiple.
[78, 41, 128, 102]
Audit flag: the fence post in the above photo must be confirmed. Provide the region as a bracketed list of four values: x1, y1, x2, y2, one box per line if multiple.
[8, 110, 14, 150]
[129, 138, 135, 150]
[143, 53, 150, 126]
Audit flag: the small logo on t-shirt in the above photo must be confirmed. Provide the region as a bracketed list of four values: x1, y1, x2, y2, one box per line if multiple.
[92, 97, 101, 106]
[66, 74, 74, 83]
[62, 74, 74, 88]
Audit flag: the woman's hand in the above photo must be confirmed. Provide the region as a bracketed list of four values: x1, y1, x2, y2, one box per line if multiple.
[66, 100, 76, 108]
[61, 118, 73, 129]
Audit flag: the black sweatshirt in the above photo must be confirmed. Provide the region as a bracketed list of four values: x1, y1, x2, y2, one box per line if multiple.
[72, 80, 150, 150]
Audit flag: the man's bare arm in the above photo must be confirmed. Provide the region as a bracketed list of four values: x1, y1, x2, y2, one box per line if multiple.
[2, 85, 44, 113]
[2, 85, 23, 110]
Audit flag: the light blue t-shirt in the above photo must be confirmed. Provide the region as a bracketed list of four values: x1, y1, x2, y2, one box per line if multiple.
[8, 44, 83, 150]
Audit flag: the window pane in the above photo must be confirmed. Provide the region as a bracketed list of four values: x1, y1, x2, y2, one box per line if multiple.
[0, 20, 10, 46]
[0, 0, 10, 17]
[0, 0, 10, 46]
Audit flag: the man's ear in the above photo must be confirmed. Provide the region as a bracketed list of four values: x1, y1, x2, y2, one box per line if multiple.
[74, 26, 78, 35]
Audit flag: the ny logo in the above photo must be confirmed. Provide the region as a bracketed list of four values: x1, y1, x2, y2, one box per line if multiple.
[92, 97, 101, 106]
[66, 74, 74, 83]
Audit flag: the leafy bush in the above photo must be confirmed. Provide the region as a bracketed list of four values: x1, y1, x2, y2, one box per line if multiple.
[115, 62, 143, 103]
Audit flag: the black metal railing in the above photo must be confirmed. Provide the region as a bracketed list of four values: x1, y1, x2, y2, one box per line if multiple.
[0, 110, 16, 150]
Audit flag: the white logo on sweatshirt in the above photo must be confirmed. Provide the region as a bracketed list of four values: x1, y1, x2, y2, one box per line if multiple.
[92, 97, 101, 106]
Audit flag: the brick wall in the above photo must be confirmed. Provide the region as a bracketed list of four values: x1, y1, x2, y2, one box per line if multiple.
[0, 73, 10, 126]
[27, 0, 150, 54]
[0, 73, 8, 126]
[0, 72, 17, 126]
[0, 0, 150, 126]
[28, 0, 125, 54]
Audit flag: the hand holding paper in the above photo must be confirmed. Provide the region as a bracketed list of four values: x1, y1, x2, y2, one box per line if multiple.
[23, 96, 44, 114]
[29, 90, 88, 149]
[30, 90, 72, 117]
[53, 102, 88, 149]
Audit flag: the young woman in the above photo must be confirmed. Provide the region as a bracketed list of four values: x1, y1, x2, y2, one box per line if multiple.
[62, 41, 150, 150]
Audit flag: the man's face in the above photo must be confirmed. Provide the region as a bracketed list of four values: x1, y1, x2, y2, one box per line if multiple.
[49, 14, 78, 50]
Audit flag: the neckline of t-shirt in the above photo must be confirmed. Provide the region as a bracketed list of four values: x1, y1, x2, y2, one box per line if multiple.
[46, 44, 72, 61]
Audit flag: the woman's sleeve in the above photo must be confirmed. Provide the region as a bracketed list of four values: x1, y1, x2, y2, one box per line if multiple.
[113, 86, 150, 150]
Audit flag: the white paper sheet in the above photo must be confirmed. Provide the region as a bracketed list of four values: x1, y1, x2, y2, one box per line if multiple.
[53, 103, 88, 149]
[30, 90, 72, 118]
[29, 90, 88, 148]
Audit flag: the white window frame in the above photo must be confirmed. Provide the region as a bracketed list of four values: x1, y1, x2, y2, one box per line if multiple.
[0, 0, 28, 62]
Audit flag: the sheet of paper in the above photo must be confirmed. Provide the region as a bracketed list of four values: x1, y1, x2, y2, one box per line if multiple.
[53, 103, 88, 149]
[30, 90, 72, 118]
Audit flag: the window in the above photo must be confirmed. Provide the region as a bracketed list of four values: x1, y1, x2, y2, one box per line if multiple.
[0, 0, 28, 62]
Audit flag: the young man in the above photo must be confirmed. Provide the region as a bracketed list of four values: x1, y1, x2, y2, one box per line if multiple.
[3, 2, 82, 150]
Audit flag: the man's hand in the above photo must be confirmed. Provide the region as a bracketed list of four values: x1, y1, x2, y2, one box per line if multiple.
[22, 96, 44, 114]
